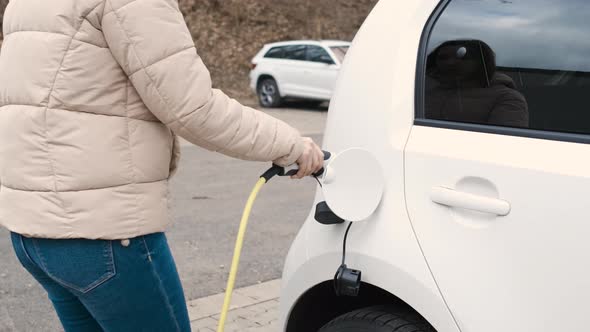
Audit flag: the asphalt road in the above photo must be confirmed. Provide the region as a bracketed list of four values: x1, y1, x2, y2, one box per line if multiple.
[0, 104, 328, 332]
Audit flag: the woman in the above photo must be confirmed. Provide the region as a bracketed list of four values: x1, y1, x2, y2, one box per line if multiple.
[0, 0, 324, 331]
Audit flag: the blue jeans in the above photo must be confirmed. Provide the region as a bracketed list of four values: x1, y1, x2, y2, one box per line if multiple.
[10, 232, 191, 332]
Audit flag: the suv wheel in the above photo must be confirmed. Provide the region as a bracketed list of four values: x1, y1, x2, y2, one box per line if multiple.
[257, 78, 282, 108]
[319, 306, 435, 332]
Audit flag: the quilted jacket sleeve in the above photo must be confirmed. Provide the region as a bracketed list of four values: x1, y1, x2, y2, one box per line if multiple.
[101, 0, 304, 166]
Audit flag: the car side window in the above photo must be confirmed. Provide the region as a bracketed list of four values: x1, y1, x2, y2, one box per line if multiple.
[307, 46, 334, 64]
[264, 47, 286, 59]
[421, 0, 590, 135]
[283, 45, 307, 61]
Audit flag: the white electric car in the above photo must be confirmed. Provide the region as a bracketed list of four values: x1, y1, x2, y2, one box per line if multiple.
[280, 0, 590, 331]
[249, 40, 350, 107]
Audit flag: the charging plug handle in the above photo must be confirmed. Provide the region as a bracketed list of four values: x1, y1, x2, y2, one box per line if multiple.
[276, 150, 331, 177]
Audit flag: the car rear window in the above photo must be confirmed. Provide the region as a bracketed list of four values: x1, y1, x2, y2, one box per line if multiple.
[264, 47, 285, 59]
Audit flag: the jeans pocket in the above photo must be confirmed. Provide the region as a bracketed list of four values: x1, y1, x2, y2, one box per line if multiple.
[32, 238, 116, 294]
[10, 233, 37, 271]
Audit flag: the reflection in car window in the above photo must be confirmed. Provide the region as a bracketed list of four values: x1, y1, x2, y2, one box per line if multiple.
[264, 47, 285, 59]
[283, 45, 307, 61]
[307, 46, 332, 63]
[425, 39, 529, 128]
[330, 46, 349, 63]
[423, 0, 590, 134]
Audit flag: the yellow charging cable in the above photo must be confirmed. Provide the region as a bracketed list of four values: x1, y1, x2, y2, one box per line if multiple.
[217, 177, 267, 332]
[216, 155, 328, 331]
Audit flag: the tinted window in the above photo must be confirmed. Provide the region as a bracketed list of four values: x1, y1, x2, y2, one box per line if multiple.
[265, 47, 285, 59]
[283, 45, 307, 61]
[307, 46, 333, 63]
[421, 0, 590, 135]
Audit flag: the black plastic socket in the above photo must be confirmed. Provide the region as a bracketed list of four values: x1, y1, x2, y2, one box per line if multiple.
[314, 201, 345, 225]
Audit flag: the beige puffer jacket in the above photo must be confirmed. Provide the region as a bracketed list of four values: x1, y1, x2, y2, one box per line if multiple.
[0, 0, 304, 240]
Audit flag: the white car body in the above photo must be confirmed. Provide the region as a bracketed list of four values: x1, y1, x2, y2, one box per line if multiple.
[279, 0, 590, 331]
[249, 40, 351, 103]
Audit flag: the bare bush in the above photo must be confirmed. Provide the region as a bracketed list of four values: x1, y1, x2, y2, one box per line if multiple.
[0, 0, 378, 100]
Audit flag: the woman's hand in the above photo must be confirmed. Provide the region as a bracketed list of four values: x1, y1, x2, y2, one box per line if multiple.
[292, 137, 324, 179]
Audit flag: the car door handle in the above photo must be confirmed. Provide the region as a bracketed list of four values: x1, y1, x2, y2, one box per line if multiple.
[430, 186, 511, 216]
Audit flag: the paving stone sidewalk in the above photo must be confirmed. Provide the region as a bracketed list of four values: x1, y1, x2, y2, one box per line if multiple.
[188, 279, 281, 332]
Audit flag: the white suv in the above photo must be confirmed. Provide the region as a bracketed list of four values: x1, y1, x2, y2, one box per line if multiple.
[249, 40, 350, 107]
[280, 0, 590, 331]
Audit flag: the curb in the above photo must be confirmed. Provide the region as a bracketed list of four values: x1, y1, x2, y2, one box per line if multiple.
[187, 279, 281, 321]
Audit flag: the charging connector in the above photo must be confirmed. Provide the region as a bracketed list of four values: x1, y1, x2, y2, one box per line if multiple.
[333, 222, 362, 297]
